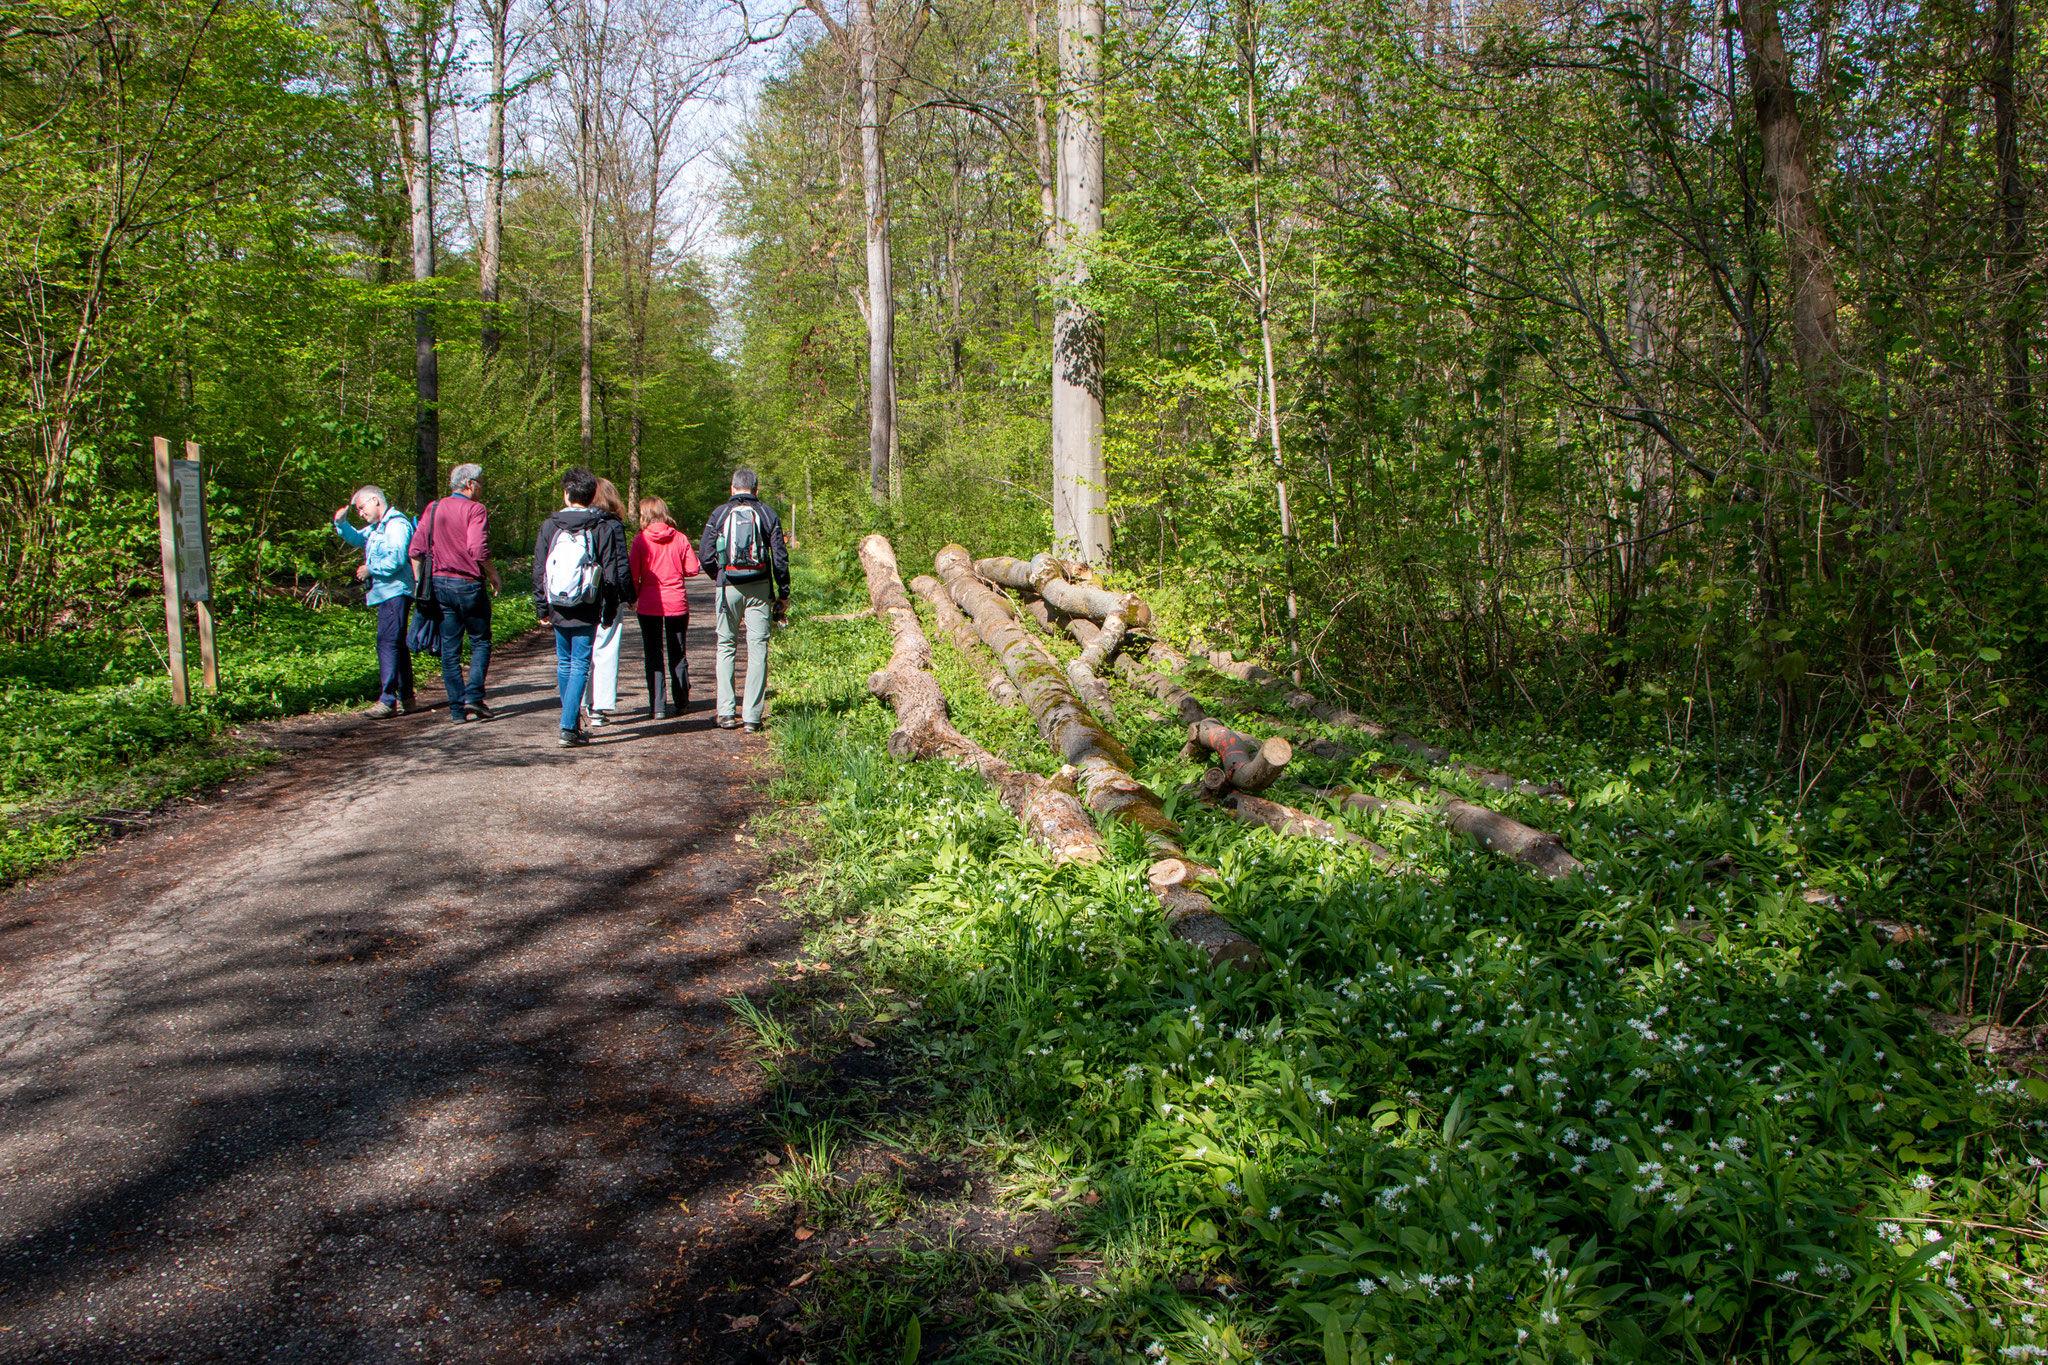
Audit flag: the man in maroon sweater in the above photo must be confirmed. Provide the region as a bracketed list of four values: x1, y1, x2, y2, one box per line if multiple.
[408, 462, 503, 722]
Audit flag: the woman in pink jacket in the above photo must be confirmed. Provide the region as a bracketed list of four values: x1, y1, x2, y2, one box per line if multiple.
[629, 496, 703, 719]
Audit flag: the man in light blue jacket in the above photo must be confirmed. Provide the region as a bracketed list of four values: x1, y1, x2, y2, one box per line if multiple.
[333, 485, 417, 719]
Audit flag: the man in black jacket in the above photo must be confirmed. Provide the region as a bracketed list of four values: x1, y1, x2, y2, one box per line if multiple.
[697, 467, 790, 733]
[533, 466, 633, 747]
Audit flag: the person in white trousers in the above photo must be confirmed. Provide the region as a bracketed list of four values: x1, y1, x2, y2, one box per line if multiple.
[581, 477, 628, 726]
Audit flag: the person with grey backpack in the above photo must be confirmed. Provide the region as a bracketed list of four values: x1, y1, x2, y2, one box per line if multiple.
[697, 467, 789, 732]
[533, 466, 631, 747]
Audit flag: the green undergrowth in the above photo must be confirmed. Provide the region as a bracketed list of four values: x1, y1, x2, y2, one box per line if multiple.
[768, 559, 2047, 1365]
[0, 582, 535, 884]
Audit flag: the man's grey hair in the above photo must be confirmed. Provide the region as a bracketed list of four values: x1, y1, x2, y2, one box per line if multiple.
[352, 485, 387, 509]
[730, 466, 758, 493]
[450, 462, 484, 493]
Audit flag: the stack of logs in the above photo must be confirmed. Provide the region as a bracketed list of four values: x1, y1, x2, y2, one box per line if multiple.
[861, 541, 1937, 1003]
[859, 536, 1606, 975]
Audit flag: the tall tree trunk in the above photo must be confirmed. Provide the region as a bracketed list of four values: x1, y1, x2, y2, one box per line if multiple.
[578, 98, 597, 464]
[1051, 0, 1108, 563]
[480, 0, 508, 359]
[620, 151, 650, 515]
[1992, 0, 2035, 501]
[409, 39, 438, 509]
[1241, 0, 1298, 678]
[1027, 0, 1056, 233]
[1735, 0, 1861, 538]
[858, 0, 896, 505]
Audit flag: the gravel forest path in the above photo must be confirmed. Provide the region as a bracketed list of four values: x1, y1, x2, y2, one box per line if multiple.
[0, 576, 829, 1365]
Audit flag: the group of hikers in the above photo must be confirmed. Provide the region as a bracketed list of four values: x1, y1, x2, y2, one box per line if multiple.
[331, 463, 790, 747]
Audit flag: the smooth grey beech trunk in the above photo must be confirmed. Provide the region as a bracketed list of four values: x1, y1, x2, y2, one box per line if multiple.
[858, 0, 895, 505]
[1051, 0, 1107, 564]
[480, 0, 509, 359]
[579, 97, 597, 463]
[409, 63, 437, 510]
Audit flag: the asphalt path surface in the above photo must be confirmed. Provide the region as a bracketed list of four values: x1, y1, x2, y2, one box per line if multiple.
[0, 577, 809, 1364]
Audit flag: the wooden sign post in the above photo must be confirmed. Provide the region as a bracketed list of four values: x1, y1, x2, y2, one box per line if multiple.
[152, 436, 220, 705]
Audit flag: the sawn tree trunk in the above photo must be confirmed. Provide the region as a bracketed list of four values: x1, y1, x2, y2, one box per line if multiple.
[935, 544, 1261, 969]
[860, 536, 1100, 862]
[909, 573, 1021, 706]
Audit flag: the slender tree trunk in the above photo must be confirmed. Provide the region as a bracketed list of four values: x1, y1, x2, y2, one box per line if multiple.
[628, 196, 655, 513]
[409, 39, 438, 508]
[1736, 0, 1861, 534]
[1992, 0, 2035, 501]
[480, 0, 508, 359]
[579, 97, 597, 464]
[1242, 5, 1298, 678]
[1052, 0, 1108, 562]
[858, 0, 897, 505]
[1027, 0, 1056, 233]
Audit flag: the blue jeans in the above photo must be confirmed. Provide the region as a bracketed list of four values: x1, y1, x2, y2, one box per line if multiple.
[373, 597, 415, 706]
[433, 575, 492, 713]
[554, 625, 595, 733]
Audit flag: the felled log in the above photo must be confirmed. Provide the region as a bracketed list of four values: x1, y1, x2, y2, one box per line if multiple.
[1021, 598, 1117, 721]
[1216, 791, 1412, 875]
[1255, 721, 1356, 763]
[1364, 764, 1581, 878]
[935, 544, 1261, 970]
[975, 554, 1152, 628]
[909, 573, 1022, 708]
[1186, 643, 1565, 800]
[1316, 778, 1583, 881]
[1072, 619, 1206, 726]
[1802, 886, 1930, 946]
[1919, 1008, 2047, 1058]
[939, 546, 1165, 843]
[859, 537, 1100, 863]
[1184, 719, 1291, 793]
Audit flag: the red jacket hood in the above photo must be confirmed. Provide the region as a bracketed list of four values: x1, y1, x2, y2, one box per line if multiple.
[643, 521, 679, 543]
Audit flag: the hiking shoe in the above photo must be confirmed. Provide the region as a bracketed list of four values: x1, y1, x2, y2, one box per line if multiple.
[470, 700, 496, 722]
[450, 709, 470, 724]
[716, 714, 740, 730]
[587, 710, 610, 727]
[559, 729, 589, 748]
[363, 701, 396, 719]
[744, 721, 764, 734]
[396, 697, 415, 715]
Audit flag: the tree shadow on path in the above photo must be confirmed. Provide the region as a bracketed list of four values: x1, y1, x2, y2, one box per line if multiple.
[0, 578, 845, 1365]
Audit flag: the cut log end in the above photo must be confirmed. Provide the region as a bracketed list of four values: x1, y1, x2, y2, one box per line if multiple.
[1189, 719, 1292, 793]
[1148, 856, 1217, 892]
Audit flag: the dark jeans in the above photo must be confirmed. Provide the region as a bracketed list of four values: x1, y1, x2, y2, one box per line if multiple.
[637, 612, 688, 714]
[554, 626, 595, 733]
[373, 597, 416, 706]
[433, 575, 492, 712]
